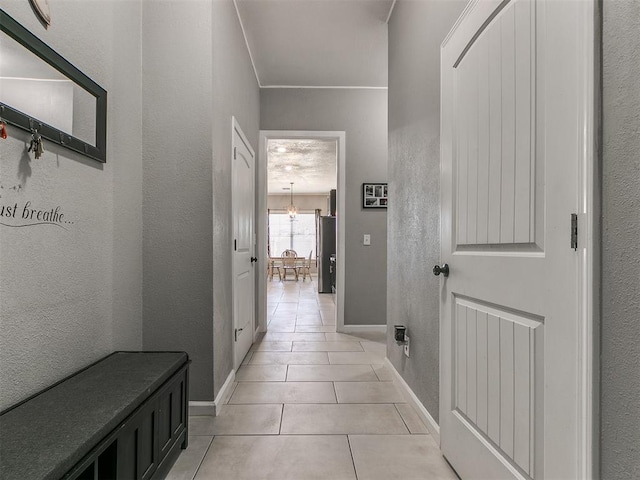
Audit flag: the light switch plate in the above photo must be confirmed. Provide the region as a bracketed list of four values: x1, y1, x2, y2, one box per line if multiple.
[363, 234, 371, 246]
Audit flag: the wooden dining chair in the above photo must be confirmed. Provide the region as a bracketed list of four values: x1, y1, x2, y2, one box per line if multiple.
[280, 249, 299, 281]
[267, 256, 280, 280]
[298, 250, 313, 280]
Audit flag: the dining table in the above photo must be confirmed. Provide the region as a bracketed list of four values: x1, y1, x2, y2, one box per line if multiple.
[268, 256, 307, 280]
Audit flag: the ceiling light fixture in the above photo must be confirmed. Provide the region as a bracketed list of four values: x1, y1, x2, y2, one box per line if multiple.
[287, 182, 298, 219]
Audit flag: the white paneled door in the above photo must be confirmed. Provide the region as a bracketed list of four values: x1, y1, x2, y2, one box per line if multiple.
[440, 1, 596, 479]
[233, 118, 256, 370]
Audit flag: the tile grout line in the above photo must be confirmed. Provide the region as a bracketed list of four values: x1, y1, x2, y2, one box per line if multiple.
[367, 363, 382, 382]
[394, 403, 413, 434]
[346, 434, 360, 480]
[369, 363, 381, 382]
[278, 403, 285, 435]
[225, 381, 239, 405]
[190, 435, 215, 480]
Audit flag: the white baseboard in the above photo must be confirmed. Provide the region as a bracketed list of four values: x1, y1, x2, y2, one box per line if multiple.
[384, 358, 440, 445]
[213, 369, 236, 413]
[339, 324, 387, 334]
[189, 369, 236, 417]
[189, 401, 216, 416]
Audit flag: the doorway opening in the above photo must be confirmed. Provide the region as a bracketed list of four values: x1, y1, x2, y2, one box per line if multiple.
[257, 131, 346, 334]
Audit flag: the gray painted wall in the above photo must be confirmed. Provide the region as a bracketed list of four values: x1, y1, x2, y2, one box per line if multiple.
[211, 0, 261, 398]
[111, 3, 144, 353]
[141, 0, 259, 402]
[601, 2, 640, 478]
[261, 89, 387, 326]
[141, 1, 215, 401]
[387, 0, 467, 423]
[0, 1, 143, 410]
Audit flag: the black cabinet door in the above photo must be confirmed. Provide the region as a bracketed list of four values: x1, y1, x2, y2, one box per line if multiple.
[116, 400, 158, 480]
[158, 372, 186, 462]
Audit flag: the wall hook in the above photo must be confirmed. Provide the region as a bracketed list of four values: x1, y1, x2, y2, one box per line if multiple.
[0, 106, 6, 139]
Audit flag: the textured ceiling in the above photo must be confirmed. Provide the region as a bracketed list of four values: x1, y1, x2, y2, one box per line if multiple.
[235, 0, 394, 87]
[267, 138, 337, 194]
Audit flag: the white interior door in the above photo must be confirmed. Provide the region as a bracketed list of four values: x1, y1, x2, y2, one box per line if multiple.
[440, 1, 595, 479]
[233, 118, 256, 370]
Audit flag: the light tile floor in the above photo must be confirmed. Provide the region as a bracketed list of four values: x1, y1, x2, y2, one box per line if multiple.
[166, 276, 458, 480]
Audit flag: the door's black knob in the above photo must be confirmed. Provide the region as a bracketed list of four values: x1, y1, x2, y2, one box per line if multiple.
[250, 256, 258, 263]
[433, 264, 449, 277]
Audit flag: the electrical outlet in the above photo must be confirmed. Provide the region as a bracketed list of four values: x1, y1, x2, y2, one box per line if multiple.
[363, 234, 371, 246]
[404, 335, 410, 357]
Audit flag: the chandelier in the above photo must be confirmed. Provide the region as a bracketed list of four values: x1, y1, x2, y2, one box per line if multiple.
[287, 182, 298, 219]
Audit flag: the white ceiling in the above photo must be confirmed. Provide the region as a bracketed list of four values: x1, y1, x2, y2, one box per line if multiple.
[237, 1, 393, 194]
[267, 138, 337, 194]
[234, 0, 394, 88]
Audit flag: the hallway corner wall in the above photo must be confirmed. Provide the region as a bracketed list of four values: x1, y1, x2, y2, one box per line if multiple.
[141, 0, 214, 401]
[601, 1, 640, 478]
[211, 0, 260, 398]
[260, 89, 388, 327]
[0, 1, 143, 410]
[386, 0, 467, 425]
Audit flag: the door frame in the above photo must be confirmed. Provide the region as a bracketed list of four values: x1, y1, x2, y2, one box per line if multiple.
[439, 0, 599, 477]
[232, 116, 256, 370]
[257, 130, 346, 334]
[577, 2, 601, 476]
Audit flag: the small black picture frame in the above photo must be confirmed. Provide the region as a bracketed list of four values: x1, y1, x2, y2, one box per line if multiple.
[362, 183, 387, 209]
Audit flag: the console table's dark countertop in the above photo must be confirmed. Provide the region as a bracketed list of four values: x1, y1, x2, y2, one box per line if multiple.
[0, 351, 188, 480]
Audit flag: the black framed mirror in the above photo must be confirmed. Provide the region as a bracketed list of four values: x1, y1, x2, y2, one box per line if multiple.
[0, 9, 107, 163]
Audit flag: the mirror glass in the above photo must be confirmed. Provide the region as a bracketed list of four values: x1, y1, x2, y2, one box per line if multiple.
[0, 31, 97, 145]
[0, 10, 106, 162]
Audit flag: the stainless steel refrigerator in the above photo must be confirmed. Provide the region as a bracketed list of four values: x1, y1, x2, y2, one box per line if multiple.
[317, 216, 336, 293]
